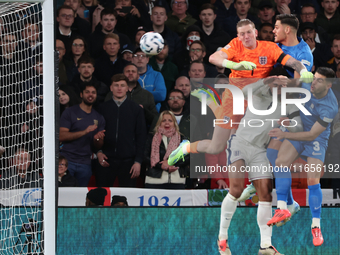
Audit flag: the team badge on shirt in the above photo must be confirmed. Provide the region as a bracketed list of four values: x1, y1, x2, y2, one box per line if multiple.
[259, 56, 267, 65]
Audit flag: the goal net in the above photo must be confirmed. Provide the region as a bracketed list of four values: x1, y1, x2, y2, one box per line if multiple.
[0, 1, 55, 254]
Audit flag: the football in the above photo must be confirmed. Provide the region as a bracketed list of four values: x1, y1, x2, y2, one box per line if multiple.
[139, 32, 164, 56]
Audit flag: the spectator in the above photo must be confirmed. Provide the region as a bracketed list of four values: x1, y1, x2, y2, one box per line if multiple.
[180, 41, 218, 78]
[104, 63, 158, 127]
[188, 60, 207, 90]
[56, 39, 68, 85]
[59, 83, 105, 187]
[150, 5, 181, 58]
[134, 26, 147, 49]
[77, 0, 99, 26]
[69, 56, 109, 107]
[111, 195, 128, 206]
[224, 0, 260, 39]
[94, 33, 129, 87]
[165, 0, 197, 37]
[23, 54, 43, 106]
[56, 5, 79, 54]
[64, 0, 92, 40]
[257, 22, 274, 41]
[315, 0, 340, 40]
[132, 47, 166, 112]
[214, 0, 236, 26]
[17, 20, 42, 62]
[149, 42, 179, 93]
[257, 0, 275, 25]
[0, 148, 42, 189]
[300, 22, 333, 71]
[89, 8, 130, 58]
[144, 110, 189, 189]
[114, 0, 146, 42]
[64, 36, 89, 82]
[327, 34, 340, 72]
[58, 155, 78, 187]
[86, 187, 107, 206]
[59, 84, 81, 117]
[197, 4, 231, 62]
[274, 0, 292, 15]
[121, 44, 134, 62]
[172, 24, 204, 71]
[299, 3, 329, 44]
[96, 74, 146, 187]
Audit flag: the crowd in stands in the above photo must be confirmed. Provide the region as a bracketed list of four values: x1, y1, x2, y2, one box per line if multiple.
[1, 0, 340, 190]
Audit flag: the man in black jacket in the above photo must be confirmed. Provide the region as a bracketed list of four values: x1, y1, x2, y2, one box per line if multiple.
[105, 63, 157, 128]
[69, 56, 109, 108]
[89, 8, 130, 59]
[197, 3, 231, 62]
[94, 33, 128, 87]
[96, 74, 146, 187]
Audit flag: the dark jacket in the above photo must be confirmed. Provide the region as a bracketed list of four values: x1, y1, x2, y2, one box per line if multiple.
[312, 42, 334, 71]
[0, 168, 42, 189]
[144, 133, 190, 179]
[89, 27, 131, 59]
[149, 56, 179, 93]
[97, 99, 146, 163]
[195, 20, 231, 62]
[69, 74, 109, 108]
[104, 82, 157, 126]
[159, 25, 181, 58]
[72, 16, 91, 42]
[115, 13, 146, 42]
[58, 170, 78, 187]
[315, 11, 340, 41]
[94, 54, 128, 87]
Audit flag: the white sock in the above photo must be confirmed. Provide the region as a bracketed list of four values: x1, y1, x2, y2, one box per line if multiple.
[312, 218, 321, 228]
[277, 200, 287, 210]
[257, 201, 272, 248]
[219, 193, 238, 240]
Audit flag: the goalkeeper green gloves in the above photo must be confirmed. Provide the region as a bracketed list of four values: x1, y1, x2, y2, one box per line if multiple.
[299, 69, 314, 83]
[222, 59, 256, 71]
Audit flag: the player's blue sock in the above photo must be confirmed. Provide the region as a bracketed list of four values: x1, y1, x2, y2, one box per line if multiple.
[308, 183, 322, 219]
[268, 148, 294, 205]
[275, 167, 292, 202]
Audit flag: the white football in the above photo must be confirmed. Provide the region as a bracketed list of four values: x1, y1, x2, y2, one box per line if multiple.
[140, 32, 164, 56]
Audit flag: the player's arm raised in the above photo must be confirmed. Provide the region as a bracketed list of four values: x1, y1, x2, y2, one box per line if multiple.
[269, 121, 326, 141]
[284, 57, 313, 83]
[209, 49, 256, 71]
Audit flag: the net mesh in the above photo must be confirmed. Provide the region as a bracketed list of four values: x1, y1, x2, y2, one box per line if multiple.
[0, 2, 44, 254]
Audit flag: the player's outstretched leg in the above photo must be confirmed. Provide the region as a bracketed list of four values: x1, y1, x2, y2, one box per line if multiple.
[309, 183, 324, 246]
[276, 200, 300, 227]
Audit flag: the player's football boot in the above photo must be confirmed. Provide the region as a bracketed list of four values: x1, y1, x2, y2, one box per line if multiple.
[311, 227, 324, 246]
[217, 239, 231, 255]
[237, 183, 256, 202]
[267, 209, 291, 226]
[276, 201, 300, 227]
[258, 246, 283, 255]
[167, 140, 190, 166]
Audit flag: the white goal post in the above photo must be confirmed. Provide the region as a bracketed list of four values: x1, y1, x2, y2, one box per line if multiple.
[0, 0, 55, 254]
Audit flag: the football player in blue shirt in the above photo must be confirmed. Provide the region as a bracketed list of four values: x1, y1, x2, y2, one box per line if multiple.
[267, 67, 338, 246]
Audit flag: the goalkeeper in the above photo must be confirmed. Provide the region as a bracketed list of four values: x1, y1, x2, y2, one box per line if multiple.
[168, 19, 314, 165]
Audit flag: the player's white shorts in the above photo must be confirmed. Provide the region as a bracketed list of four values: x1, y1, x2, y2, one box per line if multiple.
[227, 135, 273, 181]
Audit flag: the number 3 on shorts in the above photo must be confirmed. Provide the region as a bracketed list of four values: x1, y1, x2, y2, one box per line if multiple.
[313, 141, 320, 151]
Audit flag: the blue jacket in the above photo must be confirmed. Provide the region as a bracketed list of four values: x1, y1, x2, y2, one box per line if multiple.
[138, 65, 166, 112]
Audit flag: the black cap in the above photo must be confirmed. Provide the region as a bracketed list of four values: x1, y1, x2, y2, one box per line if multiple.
[300, 22, 317, 32]
[258, 0, 274, 10]
[111, 195, 128, 206]
[121, 44, 134, 54]
[86, 188, 107, 206]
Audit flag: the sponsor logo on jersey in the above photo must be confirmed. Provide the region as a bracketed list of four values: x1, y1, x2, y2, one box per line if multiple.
[301, 59, 311, 66]
[259, 56, 267, 65]
[224, 45, 231, 50]
[323, 117, 333, 123]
